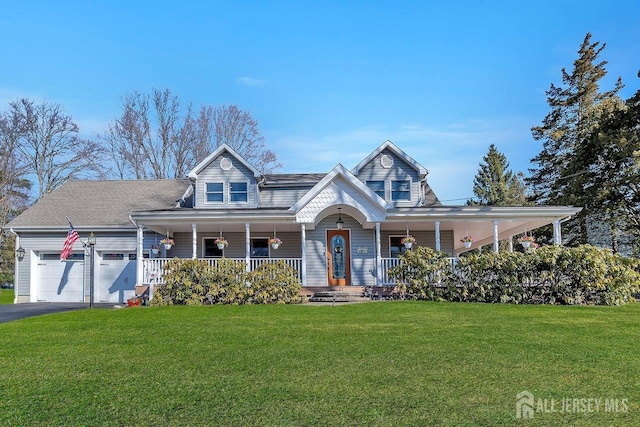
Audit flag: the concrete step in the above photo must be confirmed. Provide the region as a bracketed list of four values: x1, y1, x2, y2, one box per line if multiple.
[308, 290, 368, 303]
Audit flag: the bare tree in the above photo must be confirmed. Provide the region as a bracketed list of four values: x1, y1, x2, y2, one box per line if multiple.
[213, 105, 280, 174]
[0, 112, 31, 223]
[10, 99, 102, 200]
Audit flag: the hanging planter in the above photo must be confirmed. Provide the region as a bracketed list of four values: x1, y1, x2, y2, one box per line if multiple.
[215, 237, 228, 250]
[401, 235, 416, 249]
[460, 235, 475, 248]
[269, 237, 282, 249]
[519, 235, 535, 249]
[151, 245, 161, 255]
[160, 238, 174, 250]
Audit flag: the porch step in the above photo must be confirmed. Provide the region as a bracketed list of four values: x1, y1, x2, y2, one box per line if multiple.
[308, 290, 368, 303]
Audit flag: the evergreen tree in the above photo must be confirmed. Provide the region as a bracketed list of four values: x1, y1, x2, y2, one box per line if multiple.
[528, 33, 623, 245]
[468, 144, 527, 206]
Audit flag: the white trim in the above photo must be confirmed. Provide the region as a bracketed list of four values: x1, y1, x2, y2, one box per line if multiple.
[301, 224, 307, 286]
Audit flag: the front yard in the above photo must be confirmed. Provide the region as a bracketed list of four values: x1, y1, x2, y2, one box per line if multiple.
[0, 302, 638, 425]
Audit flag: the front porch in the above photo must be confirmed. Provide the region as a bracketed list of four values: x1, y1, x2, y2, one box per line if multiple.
[141, 256, 457, 287]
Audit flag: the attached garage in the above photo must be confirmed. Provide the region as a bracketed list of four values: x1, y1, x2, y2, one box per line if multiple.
[37, 253, 85, 302]
[98, 253, 137, 303]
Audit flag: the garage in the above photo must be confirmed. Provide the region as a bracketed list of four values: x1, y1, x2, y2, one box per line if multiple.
[98, 253, 137, 303]
[37, 253, 85, 302]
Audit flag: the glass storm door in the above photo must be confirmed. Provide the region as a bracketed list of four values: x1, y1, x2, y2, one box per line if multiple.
[327, 229, 351, 286]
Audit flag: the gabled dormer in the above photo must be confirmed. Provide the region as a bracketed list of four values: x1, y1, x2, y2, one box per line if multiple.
[188, 144, 261, 208]
[352, 140, 440, 207]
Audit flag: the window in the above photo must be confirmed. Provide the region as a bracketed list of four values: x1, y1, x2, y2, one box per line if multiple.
[206, 182, 223, 202]
[389, 236, 410, 258]
[391, 180, 411, 201]
[230, 182, 248, 202]
[203, 238, 224, 257]
[102, 253, 125, 260]
[251, 238, 269, 258]
[366, 180, 385, 199]
[41, 253, 85, 261]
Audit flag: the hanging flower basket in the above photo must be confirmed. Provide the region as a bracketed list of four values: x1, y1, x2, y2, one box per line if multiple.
[151, 245, 161, 255]
[401, 235, 416, 249]
[519, 235, 535, 249]
[269, 237, 282, 249]
[215, 238, 228, 250]
[460, 235, 475, 248]
[160, 238, 174, 250]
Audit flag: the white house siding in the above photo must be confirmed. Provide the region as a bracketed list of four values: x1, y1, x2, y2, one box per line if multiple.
[194, 154, 257, 208]
[260, 187, 314, 208]
[305, 214, 376, 287]
[355, 149, 421, 208]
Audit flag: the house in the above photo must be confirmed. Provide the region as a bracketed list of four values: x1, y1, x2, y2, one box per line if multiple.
[6, 141, 581, 303]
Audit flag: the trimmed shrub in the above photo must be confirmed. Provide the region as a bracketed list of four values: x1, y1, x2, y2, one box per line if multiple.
[150, 258, 301, 306]
[248, 261, 301, 304]
[388, 247, 455, 300]
[389, 245, 640, 305]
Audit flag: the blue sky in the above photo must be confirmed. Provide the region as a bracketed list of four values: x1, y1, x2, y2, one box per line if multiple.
[2, 1, 639, 203]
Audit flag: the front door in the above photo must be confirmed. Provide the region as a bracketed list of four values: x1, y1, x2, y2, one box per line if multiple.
[327, 229, 351, 286]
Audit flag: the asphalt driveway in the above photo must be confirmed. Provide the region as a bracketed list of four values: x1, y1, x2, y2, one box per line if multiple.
[0, 303, 116, 324]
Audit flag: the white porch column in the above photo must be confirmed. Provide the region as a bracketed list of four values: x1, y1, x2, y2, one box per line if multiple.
[434, 221, 441, 251]
[191, 223, 197, 259]
[508, 236, 514, 253]
[493, 220, 499, 253]
[553, 219, 561, 245]
[375, 222, 382, 286]
[301, 224, 307, 287]
[136, 226, 144, 286]
[245, 223, 251, 272]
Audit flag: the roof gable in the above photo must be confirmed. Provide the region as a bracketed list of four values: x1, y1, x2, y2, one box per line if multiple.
[188, 143, 261, 180]
[351, 140, 428, 176]
[289, 164, 393, 215]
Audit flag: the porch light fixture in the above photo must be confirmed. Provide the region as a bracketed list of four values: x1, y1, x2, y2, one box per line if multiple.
[16, 246, 26, 261]
[336, 208, 344, 230]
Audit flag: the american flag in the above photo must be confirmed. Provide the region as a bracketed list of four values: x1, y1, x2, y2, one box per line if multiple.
[60, 221, 80, 261]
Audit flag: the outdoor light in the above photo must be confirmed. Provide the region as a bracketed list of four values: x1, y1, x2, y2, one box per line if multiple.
[87, 232, 96, 246]
[336, 208, 344, 230]
[16, 246, 26, 261]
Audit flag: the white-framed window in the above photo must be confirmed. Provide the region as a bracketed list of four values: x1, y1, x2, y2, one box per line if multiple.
[251, 238, 269, 258]
[206, 182, 224, 202]
[230, 182, 248, 202]
[366, 180, 385, 199]
[203, 238, 224, 257]
[389, 236, 410, 258]
[391, 180, 411, 201]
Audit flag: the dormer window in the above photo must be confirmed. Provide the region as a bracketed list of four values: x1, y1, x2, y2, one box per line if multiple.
[366, 181, 385, 199]
[230, 182, 248, 202]
[206, 183, 224, 202]
[391, 180, 410, 201]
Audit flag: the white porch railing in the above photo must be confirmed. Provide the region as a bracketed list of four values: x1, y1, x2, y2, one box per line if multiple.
[143, 258, 303, 286]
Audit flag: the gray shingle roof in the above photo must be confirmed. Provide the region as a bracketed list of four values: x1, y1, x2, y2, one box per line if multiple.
[6, 179, 190, 229]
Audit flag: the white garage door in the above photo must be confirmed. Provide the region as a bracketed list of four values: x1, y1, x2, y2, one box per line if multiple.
[38, 253, 85, 302]
[99, 253, 137, 303]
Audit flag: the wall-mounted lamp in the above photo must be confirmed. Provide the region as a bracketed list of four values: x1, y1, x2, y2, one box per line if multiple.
[16, 246, 26, 261]
[336, 208, 344, 230]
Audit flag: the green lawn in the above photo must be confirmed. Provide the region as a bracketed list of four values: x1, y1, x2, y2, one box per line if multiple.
[0, 288, 13, 304]
[1, 302, 638, 426]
